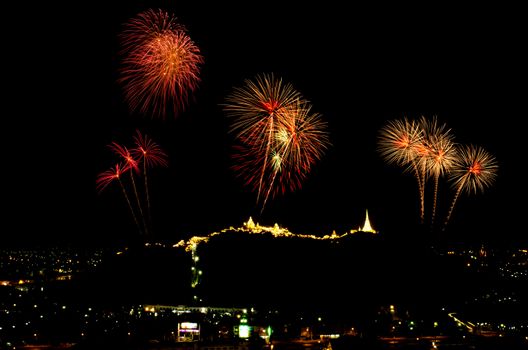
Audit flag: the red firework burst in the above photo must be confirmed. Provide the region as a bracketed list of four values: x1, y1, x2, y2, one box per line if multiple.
[120, 9, 203, 118]
[132, 130, 168, 168]
[132, 130, 168, 229]
[108, 142, 139, 173]
[96, 164, 123, 193]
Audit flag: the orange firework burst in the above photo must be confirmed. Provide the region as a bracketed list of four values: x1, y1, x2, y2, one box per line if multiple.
[379, 116, 498, 231]
[120, 9, 203, 118]
[225, 74, 330, 211]
[224, 73, 302, 139]
[378, 117, 423, 167]
[420, 116, 457, 226]
[378, 117, 427, 222]
[444, 144, 498, 226]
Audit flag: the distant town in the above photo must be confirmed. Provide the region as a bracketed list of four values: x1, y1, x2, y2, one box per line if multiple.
[1, 216, 527, 349]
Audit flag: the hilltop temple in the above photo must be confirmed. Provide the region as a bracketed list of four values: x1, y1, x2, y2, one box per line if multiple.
[351, 209, 378, 234]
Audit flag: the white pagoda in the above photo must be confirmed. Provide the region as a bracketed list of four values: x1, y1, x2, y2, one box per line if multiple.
[352, 209, 378, 234]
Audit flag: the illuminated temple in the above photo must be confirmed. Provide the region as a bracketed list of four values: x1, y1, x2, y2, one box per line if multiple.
[173, 209, 378, 253]
[172, 211, 379, 289]
[351, 209, 378, 234]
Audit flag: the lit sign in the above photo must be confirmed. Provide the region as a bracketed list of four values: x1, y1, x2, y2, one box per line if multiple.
[180, 322, 198, 329]
[239, 325, 251, 338]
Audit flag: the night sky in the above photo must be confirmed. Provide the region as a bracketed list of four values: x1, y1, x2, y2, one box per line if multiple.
[6, 2, 524, 246]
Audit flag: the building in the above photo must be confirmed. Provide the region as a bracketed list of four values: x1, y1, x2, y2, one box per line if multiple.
[351, 209, 378, 234]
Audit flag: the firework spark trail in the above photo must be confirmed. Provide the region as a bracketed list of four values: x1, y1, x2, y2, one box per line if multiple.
[413, 138, 430, 223]
[421, 116, 456, 227]
[225, 74, 330, 212]
[429, 137, 456, 226]
[109, 142, 148, 235]
[232, 132, 282, 208]
[96, 164, 122, 194]
[96, 164, 144, 235]
[378, 117, 425, 221]
[260, 103, 330, 209]
[444, 144, 498, 227]
[117, 178, 144, 236]
[225, 74, 302, 139]
[132, 131, 168, 235]
[259, 115, 275, 203]
[378, 118, 423, 166]
[276, 103, 330, 173]
[120, 9, 203, 118]
[225, 74, 302, 205]
[258, 104, 330, 212]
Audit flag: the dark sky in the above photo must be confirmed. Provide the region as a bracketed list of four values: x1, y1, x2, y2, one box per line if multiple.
[6, 2, 525, 246]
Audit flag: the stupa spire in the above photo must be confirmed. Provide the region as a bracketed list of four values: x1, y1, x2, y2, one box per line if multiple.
[360, 209, 377, 233]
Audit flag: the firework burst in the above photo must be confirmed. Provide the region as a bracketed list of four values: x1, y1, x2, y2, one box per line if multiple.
[378, 117, 423, 167]
[132, 130, 169, 168]
[108, 142, 139, 172]
[420, 116, 457, 226]
[120, 9, 203, 118]
[225, 74, 330, 211]
[225, 73, 303, 138]
[96, 163, 124, 193]
[109, 142, 147, 234]
[274, 104, 330, 179]
[97, 133, 168, 237]
[132, 130, 168, 232]
[444, 144, 498, 226]
[378, 117, 427, 222]
[96, 163, 143, 235]
[379, 116, 498, 231]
